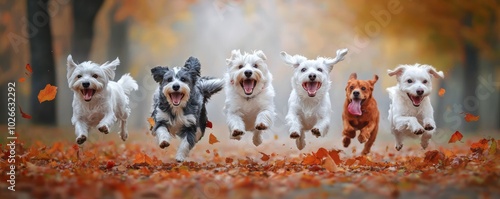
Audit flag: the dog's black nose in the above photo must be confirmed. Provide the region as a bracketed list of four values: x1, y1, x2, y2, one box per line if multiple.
[82, 82, 90, 88]
[353, 91, 360, 97]
[308, 74, 316, 80]
[416, 89, 424, 96]
[244, 70, 252, 78]
[172, 84, 180, 91]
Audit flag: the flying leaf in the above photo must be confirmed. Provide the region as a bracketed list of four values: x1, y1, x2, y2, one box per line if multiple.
[260, 152, 270, 161]
[133, 153, 153, 166]
[38, 84, 58, 103]
[322, 155, 338, 172]
[26, 63, 32, 73]
[463, 113, 479, 122]
[209, 133, 219, 144]
[489, 138, 497, 156]
[19, 106, 32, 119]
[448, 131, 463, 143]
[19, 77, 26, 83]
[206, 120, 213, 128]
[438, 88, 446, 97]
[147, 117, 155, 131]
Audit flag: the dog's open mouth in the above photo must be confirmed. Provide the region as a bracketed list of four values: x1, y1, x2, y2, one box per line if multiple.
[407, 93, 423, 107]
[81, 89, 96, 102]
[302, 81, 322, 97]
[348, 98, 364, 116]
[240, 79, 256, 95]
[169, 92, 184, 106]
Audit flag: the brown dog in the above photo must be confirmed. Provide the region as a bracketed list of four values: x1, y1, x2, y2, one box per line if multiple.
[342, 73, 379, 155]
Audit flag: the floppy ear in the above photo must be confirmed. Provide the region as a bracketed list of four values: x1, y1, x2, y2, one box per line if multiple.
[67, 54, 78, 80]
[280, 51, 306, 68]
[184, 56, 201, 77]
[387, 65, 406, 77]
[151, 66, 169, 83]
[425, 65, 444, 79]
[101, 57, 119, 80]
[324, 48, 348, 71]
[254, 50, 267, 60]
[349, 73, 357, 80]
[226, 49, 242, 65]
[369, 75, 379, 85]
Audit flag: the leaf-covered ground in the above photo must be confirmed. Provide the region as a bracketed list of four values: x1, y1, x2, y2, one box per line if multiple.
[1, 127, 499, 199]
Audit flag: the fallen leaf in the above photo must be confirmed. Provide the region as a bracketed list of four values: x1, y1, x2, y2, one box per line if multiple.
[106, 161, 115, 169]
[19, 106, 32, 119]
[274, 134, 278, 140]
[260, 152, 270, 161]
[448, 131, 463, 143]
[206, 120, 213, 128]
[209, 133, 219, 144]
[438, 88, 446, 97]
[328, 149, 342, 165]
[471, 139, 489, 154]
[303, 153, 319, 165]
[26, 63, 32, 73]
[316, 148, 328, 159]
[205, 149, 210, 154]
[225, 157, 233, 164]
[488, 138, 496, 156]
[463, 113, 480, 122]
[38, 84, 58, 103]
[133, 153, 152, 165]
[19, 77, 26, 83]
[424, 150, 445, 164]
[147, 117, 155, 131]
[322, 155, 338, 172]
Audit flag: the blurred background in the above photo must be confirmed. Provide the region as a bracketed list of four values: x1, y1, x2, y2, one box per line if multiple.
[0, 0, 499, 149]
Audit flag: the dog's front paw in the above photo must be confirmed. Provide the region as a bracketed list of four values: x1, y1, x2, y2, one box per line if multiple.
[413, 129, 425, 135]
[98, 125, 109, 134]
[159, 141, 170, 149]
[358, 133, 369, 143]
[231, 130, 244, 140]
[119, 132, 128, 141]
[395, 144, 403, 151]
[255, 123, 268, 130]
[76, 135, 87, 145]
[290, 132, 300, 139]
[342, 136, 351, 148]
[424, 124, 435, 131]
[311, 128, 321, 137]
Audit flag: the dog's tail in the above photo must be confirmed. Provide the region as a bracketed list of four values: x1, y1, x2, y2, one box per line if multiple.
[197, 76, 224, 102]
[118, 73, 139, 95]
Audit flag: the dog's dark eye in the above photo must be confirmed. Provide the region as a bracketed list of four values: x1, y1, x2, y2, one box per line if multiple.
[423, 80, 428, 84]
[180, 77, 186, 82]
[350, 86, 354, 90]
[253, 64, 258, 68]
[77, 75, 82, 78]
[407, 79, 413, 83]
[301, 68, 307, 73]
[361, 87, 366, 90]
[238, 65, 243, 69]
[92, 74, 98, 78]
[167, 77, 173, 82]
[317, 68, 323, 72]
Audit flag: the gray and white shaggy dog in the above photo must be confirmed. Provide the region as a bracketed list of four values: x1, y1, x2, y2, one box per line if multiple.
[150, 57, 224, 162]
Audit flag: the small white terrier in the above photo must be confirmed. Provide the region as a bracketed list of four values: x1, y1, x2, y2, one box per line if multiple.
[387, 64, 444, 151]
[280, 48, 348, 150]
[224, 50, 276, 146]
[67, 55, 138, 144]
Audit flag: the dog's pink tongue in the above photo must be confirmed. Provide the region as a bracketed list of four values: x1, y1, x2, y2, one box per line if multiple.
[306, 82, 319, 96]
[83, 89, 93, 101]
[411, 96, 422, 105]
[348, 100, 362, 116]
[243, 79, 255, 94]
[171, 93, 183, 105]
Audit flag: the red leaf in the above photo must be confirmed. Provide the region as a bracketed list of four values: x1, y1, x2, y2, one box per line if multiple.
[26, 63, 32, 73]
[328, 149, 342, 165]
[106, 161, 115, 169]
[260, 152, 270, 161]
[470, 139, 489, 154]
[19, 77, 26, 83]
[19, 106, 32, 119]
[206, 120, 213, 128]
[316, 148, 328, 159]
[463, 112, 479, 122]
[448, 131, 463, 143]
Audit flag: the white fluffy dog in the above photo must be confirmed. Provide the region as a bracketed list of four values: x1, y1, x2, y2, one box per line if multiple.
[67, 55, 138, 145]
[224, 50, 276, 146]
[387, 64, 444, 151]
[280, 48, 348, 150]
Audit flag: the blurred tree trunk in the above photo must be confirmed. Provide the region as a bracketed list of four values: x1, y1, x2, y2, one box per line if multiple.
[108, 5, 129, 78]
[28, 0, 56, 125]
[71, 0, 104, 62]
[463, 13, 479, 131]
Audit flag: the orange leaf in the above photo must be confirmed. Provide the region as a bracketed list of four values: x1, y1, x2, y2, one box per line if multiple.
[208, 133, 219, 144]
[328, 149, 342, 165]
[133, 153, 152, 165]
[205, 149, 210, 154]
[225, 157, 233, 164]
[470, 139, 489, 154]
[316, 148, 328, 159]
[322, 155, 338, 172]
[424, 150, 445, 164]
[26, 63, 32, 73]
[463, 113, 479, 122]
[260, 152, 270, 161]
[302, 153, 318, 165]
[448, 131, 463, 143]
[37, 84, 58, 103]
[345, 158, 356, 166]
[206, 120, 213, 128]
[19, 77, 26, 83]
[19, 106, 32, 119]
[147, 117, 155, 131]
[438, 88, 446, 97]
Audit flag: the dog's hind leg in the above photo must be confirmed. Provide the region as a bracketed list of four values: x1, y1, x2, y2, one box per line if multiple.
[118, 119, 128, 141]
[342, 119, 356, 148]
[252, 131, 263, 146]
[393, 129, 404, 151]
[361, 125, 378, 155]
[295, 131, 306, 150]
[420, 131, 432, 150]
